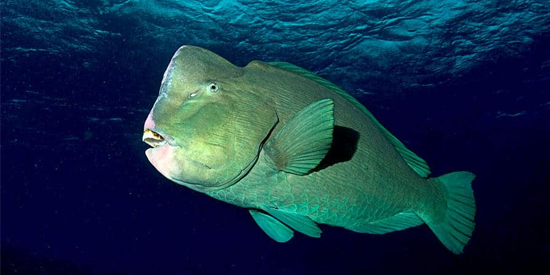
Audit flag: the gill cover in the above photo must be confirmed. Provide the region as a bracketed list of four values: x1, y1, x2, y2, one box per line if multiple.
[146, 46, 277, 189]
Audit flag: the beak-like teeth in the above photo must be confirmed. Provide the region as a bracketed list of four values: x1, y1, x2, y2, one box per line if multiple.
[143, 129, 166, 147]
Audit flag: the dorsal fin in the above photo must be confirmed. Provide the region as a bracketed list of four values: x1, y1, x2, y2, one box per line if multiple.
[267, 61, 431, 178]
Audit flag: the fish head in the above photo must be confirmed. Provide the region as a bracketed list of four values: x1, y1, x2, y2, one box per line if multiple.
[143, 46, 277, 191]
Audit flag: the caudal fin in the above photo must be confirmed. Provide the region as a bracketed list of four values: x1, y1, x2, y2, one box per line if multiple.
[427, 172, 476, 254]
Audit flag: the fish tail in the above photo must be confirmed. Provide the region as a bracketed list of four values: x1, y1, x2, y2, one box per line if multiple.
[425, 171, 476, 254]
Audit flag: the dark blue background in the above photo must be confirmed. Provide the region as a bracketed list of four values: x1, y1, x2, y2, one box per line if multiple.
[2, 6, 550, 275]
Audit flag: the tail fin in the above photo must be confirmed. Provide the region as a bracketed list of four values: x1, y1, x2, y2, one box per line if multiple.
[427, 172, 476, 254]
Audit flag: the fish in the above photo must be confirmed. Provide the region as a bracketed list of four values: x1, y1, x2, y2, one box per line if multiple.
[142, 45, 476, 254]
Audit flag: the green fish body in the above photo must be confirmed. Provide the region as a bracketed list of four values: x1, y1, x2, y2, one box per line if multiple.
[143, 46, 476, 254]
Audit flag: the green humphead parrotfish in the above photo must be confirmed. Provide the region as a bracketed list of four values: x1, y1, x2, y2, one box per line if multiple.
[142, 45, 476, 254]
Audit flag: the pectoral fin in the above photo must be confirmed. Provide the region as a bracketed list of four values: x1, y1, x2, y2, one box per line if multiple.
[249, 209, 294, 242]
[264, 208, 322, 238]
[265, 98, 334, 175]
[268, 61, 431, 178]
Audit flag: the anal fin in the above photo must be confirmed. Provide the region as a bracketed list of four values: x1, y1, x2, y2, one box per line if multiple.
[347, 212, 424, 234]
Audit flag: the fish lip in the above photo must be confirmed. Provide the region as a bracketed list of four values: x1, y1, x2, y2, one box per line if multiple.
[142, 129, 177, 147]
[142, 129, 212, 170]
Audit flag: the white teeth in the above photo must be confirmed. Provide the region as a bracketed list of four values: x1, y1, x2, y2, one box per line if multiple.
[143, 129, 165, 147]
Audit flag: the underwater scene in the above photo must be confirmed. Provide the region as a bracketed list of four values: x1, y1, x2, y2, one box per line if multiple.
[2, 0, 550, 274]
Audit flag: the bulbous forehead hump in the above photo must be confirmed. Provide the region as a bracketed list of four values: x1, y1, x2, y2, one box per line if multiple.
[169, 45, 244, 80]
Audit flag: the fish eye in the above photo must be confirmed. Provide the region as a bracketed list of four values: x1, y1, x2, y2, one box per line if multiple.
[207, 83, 219, 93]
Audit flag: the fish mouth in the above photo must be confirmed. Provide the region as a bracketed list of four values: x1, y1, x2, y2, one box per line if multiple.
[143, 129, 212, 170]
[143, 129, 172, 147]
[142, 128, 206, 189]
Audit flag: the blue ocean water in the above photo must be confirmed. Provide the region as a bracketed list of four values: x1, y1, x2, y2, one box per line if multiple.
[1, 0, 550, 274]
